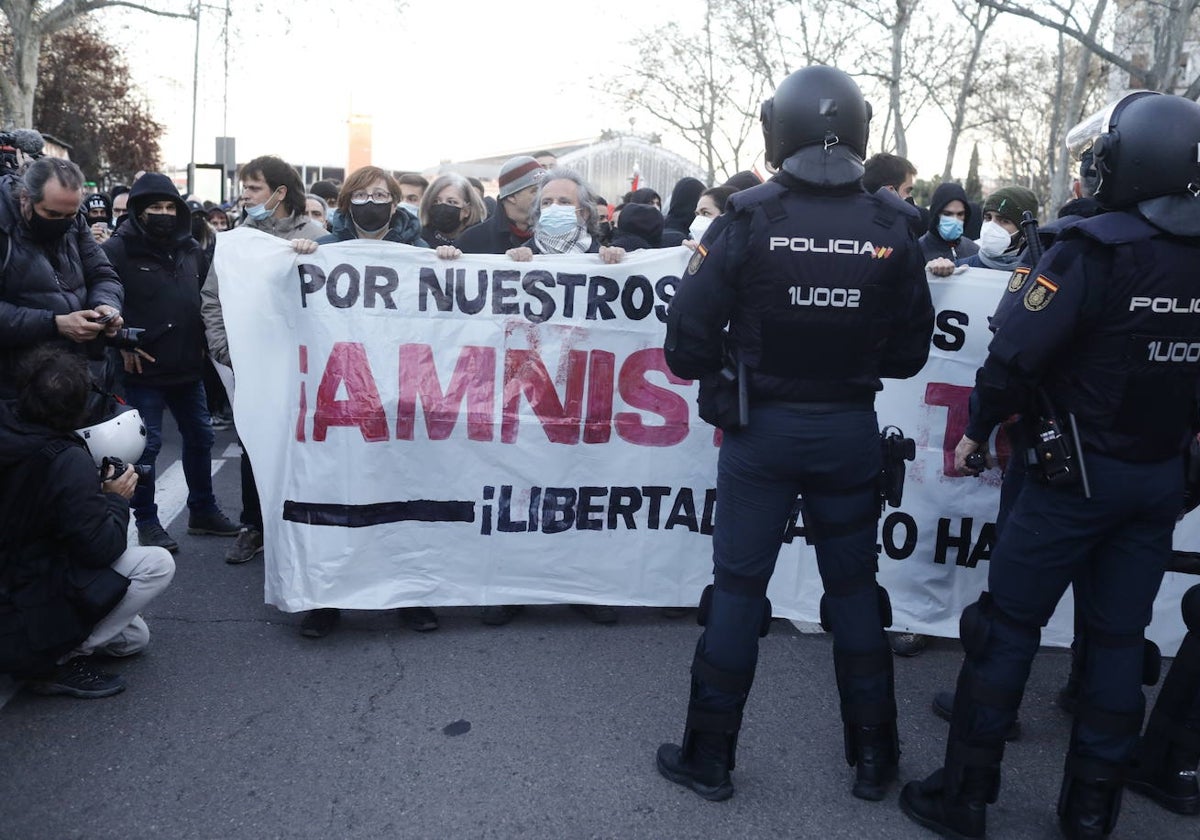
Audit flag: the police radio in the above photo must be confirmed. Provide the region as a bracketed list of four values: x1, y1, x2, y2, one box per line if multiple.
[1019, 211, 1092, 500]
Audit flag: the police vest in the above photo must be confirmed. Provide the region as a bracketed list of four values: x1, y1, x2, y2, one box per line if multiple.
[1052, 212, 1200, 461]
[725, 181, 918, 403]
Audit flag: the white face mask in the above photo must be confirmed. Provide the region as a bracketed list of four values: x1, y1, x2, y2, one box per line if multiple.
[977, 221, 1014, 258]
[688, 215, 712, 242]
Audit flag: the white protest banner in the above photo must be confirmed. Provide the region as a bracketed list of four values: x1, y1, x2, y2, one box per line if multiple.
[215, 230, 1191, 652]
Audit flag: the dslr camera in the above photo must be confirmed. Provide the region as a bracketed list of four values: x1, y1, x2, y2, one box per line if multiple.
[101, 456, 152, 483]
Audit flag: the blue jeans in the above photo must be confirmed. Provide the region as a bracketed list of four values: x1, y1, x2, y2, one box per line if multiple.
[124, 380, 218, 527]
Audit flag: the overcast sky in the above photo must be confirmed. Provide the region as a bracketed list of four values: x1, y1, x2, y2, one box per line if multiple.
[95, 0, 972, 195]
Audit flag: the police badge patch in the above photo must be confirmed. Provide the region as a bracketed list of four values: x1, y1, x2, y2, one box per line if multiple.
[1007, 266, 1030, 293]
[686, 244, 707, 275]
[1023, 275, 1058, 311]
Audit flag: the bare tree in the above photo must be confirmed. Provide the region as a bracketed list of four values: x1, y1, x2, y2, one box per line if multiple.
[617, 0, 772, 183]
[931, 0, 1000, 180]
[978, 0, 1200, 96]
[0, 1, 196, 128]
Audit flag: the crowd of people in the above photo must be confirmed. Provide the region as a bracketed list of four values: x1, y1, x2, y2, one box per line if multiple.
[1, 66, 1199, 840]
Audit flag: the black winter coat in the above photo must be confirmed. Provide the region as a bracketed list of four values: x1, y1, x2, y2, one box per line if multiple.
[456, 203, 533, 254]
[102, 210, 208, 386]
[0, 175, 123, 390]
[0, 402, 130, 674]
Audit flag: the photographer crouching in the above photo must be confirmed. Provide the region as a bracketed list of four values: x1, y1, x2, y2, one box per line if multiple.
[0, 347, 174, 698]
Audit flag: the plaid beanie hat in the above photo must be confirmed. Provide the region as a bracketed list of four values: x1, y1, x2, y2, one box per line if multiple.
[498, 156, 545, 200]
[983, 185, 1039, 226]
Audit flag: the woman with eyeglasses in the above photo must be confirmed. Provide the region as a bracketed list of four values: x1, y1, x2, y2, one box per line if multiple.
[310, 165, 437, 636]
[418, 173, 486, 248]
[317, 166, 428, 247]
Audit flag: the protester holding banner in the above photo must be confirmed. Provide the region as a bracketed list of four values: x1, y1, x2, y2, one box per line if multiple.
[655, 65, 933, 804]
[317, 166, 427, 249]
[455, 155, 544, 255]
[505, 168, 626, 264]
[200, 155, 326, 580]
[900, 91, 1200, 840]
[417, 173, 486, 249]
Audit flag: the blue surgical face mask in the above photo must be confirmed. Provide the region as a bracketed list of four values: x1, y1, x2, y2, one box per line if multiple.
[538, 203, 579, 235]
[400, 202, 420, 219]
[244, 187, 281, 222]
[938, 215, 964, 242]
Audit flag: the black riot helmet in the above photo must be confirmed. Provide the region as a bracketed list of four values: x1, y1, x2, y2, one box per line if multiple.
[1067, 91, 1200, 209]
[760, 66, 871, 169]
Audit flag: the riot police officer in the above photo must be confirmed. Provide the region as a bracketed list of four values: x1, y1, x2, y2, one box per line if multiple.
[900, 91, 1200, 839]
[655, 65, 934, 803]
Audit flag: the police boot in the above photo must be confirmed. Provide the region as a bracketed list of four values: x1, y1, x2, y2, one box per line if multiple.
[1127, 584, 1200, 816]
[656, 643, 754, 802]
[899, 748, 1001, 840]
[846, 719, 899, 801]
[826, 588, 899, 800]
[1128, 739, 1200, 816]
[1057, 756, 1124, 839]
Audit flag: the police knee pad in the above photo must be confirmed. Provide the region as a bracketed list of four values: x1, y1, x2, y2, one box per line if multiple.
[1144, 639, 1162, 687]
[697, 582, 770, 636]
[1182, 584, 1200, 633]
[697, 584, 714, 627]
[959, 596, 991, 659]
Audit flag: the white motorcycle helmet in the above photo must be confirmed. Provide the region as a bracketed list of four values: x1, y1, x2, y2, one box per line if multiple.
[74, 406, 147, 467]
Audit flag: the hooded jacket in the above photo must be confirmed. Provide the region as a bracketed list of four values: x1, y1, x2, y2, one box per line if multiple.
[610, 203, 664, 251]
[317, 205, 428, 247]
[0, 174, 123, 391]
[101, 174, 208, 386]
[661, 177, 704, 247]
[918, 182, 980, 262]
[0, 402, 131, 672]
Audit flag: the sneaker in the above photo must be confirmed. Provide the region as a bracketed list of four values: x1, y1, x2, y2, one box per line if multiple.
[225, 527, 264, 564]
[300, 608, 340, 638]
[932, 689, 1021, 742]
[481, 605, 523, 626]
[890, 632, 929, 657]
[187, 509, 240, 536]
[138, 522, 179, 553]
[399, 606, 439, 632]
[23, 658, 125, 699]
[571, 603, 618, 625]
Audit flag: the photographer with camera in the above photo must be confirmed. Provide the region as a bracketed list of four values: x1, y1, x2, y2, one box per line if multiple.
[0, 347, 174, 698]
[101, 173, 239, 553]
[0, 157, 124, 398]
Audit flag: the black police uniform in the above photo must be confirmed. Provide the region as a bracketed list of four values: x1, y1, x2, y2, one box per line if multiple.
[902, 208, 1200, 837]
[657, 169, 933, 801]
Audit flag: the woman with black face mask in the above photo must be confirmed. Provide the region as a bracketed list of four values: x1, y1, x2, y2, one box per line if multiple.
[417, 173, 486, 248]
[316, 167, 427, 248]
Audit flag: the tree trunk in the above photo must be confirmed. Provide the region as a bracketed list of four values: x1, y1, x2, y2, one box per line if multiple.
[889, 0, 912, 157]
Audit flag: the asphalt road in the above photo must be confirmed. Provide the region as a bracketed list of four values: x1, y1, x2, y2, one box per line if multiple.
[0, 426, 1195, 839]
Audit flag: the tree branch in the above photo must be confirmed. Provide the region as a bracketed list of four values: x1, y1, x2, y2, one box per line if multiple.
[976, 0, 1144, 82]
[38, 1, 195, 36]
